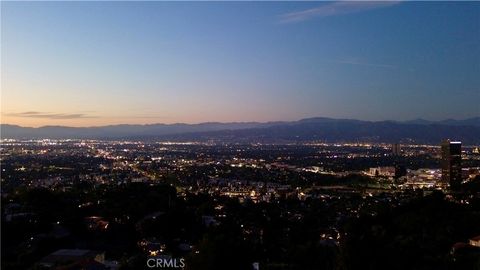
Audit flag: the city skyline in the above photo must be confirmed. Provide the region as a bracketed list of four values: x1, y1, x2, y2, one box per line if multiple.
[2, 1, 480, 127]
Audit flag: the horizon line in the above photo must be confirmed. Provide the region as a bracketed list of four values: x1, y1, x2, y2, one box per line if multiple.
[1, 116, 479, 129]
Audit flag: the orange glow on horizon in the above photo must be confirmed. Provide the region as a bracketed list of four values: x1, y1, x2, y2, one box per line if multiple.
[0, 113, 296, 128]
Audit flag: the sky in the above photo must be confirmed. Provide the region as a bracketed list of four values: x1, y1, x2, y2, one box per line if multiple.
[1, 1, 479, 127]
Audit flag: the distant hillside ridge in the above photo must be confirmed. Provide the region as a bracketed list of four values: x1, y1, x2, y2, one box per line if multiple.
[1, 117, 479, 144]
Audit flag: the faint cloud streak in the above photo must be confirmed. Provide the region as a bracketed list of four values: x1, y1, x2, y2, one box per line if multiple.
[334, 59, 397, 69]
[279, 1, 401, 23]
[6, 111, 97, 119]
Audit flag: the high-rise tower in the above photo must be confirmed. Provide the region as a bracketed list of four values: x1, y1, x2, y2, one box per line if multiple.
[441, 140, 462, 190]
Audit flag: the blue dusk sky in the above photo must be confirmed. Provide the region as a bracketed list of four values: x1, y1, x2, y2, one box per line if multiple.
[1, 1, 479, 127]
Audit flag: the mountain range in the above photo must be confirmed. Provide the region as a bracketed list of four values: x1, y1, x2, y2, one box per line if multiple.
[1, 117, 480, 144]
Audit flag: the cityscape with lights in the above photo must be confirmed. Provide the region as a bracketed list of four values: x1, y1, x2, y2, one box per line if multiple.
[2, 138, 480, 269]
